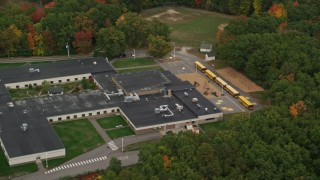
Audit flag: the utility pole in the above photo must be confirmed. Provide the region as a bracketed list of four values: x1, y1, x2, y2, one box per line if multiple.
[121, 138, 124, 152]
[66, 42, 70, 58]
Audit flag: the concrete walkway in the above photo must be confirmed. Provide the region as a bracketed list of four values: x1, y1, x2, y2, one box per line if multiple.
[88, 118, 112, 143]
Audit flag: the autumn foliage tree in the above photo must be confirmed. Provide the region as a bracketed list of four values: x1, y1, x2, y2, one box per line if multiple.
[163, 155, 170, 169]
[72, 31, 93, 54]
[289, 101, 307, 118]
[31, 7, 46, 23]
[268, 4, 287, 18]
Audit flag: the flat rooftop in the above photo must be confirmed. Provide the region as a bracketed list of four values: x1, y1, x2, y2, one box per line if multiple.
[0, 107, 64, 158]
[0, 58, 114, 84]
[112, 70, 171, 94]
[119, 93, 197, 128]
[14, 90, 121, 118]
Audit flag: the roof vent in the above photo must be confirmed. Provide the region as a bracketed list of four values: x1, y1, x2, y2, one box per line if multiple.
[192, 98, 198, 103]
[184, 92, 188, 97]
[205, 108, 208, 112]
[197, 104, 202, 109]
[7, 102, 14, 108]
[29, 68, 40, 73]
[93, 61, 97, 65]
[176, 103, 183, 112]
[21, 123, 28, 132]
[155, 108, 161, 114]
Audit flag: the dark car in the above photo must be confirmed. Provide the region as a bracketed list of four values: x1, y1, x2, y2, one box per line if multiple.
[116, 53, 126, 58]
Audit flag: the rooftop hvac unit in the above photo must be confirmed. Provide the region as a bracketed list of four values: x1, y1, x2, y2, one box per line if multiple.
[7, 102, 14, 108]
[175, 103, 183, 112]
[29, 68, 40, 73]
[21, 123, 28, 132]
[205, 108, 208, 112]
[192, 98, 198, 103]
[155, 108, 161, 114]
[132, 93, 140, 101]
[124, 96, 133, 103]
[184, 92, 188, 97]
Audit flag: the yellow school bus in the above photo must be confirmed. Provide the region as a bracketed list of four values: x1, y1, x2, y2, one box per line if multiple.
[225, 85, 240, 97]
[215, 77, 228, 87]
[238, 96, 254, 110]
[195, 61, 207, 72]
[204, 70, 217, 81]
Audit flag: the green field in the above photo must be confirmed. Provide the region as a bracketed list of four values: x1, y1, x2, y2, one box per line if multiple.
[0, 148, 37, 177]
[142, 7, 233, 46]
[97, 116, 128, 129]
[124, 139, 161, 152]
[112, 57, 156, 68]
[106, 127, 135, 139]
[45, 119, 104, 168]
[117, 66, 163, 74]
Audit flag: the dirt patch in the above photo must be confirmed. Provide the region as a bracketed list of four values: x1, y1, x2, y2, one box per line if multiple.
[176, 73, 221, 98]
[146, 9, 183, 22]
[218, 23, 229, 30]
[216, 67, 264, 92]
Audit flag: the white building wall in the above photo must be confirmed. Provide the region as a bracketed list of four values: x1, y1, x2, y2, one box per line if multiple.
[5, 73, 92, 89]
[8, 148, 65, 166]
[47, 107, 120, 122]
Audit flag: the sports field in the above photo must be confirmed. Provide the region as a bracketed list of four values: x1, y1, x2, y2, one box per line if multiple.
[142, 7, 233, 46]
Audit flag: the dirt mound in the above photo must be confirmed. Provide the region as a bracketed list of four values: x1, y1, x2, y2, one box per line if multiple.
[216, 67, 264, 92]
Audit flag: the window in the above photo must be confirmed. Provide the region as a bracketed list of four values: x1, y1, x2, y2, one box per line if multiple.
[67, 79, 70, 82]
[58, 117, 62, 121]
[74, 115, 77, 118]
[33, 83, 37, 86]
[82, 114, 85, 117]
[89, 113, 92, 116]
[16, 85, 19, 88]
[97, 112, 100, 115]
[111, 109, 115, 113]
[49, 119, 53, 122]
[50, 81, 54, 84]
[117, 109, 120, 112]
[67, 116, 70, 119]
[75, 78, 78, 81]
[104, 111, 107, 114]
[59, 80, 62, 83]
[83, 77, 86, 79]
[25, 84, 28, 87]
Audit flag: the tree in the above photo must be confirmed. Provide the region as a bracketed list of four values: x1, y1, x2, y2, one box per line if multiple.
[268, 4, 287, 18]
[147, 35, 172, 58]
[253, 0, 263, 15]
[0, 25, 22, 56]
[72, 31, 93, 54]
[116, 12, 149, 48]
[73, 13, 96, 32]
[147, 19, 171, 41]
[95, 27, 126, 58]
[31, 7, 46, 23]
[42, 28, 58, 55]
[108, 157, 122, 174]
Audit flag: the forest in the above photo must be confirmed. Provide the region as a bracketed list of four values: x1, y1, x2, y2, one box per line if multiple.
[1, 0, 319, 179]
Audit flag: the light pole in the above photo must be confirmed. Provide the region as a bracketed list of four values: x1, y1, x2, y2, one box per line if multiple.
[66, 42, 70, 58]
[133, 49, 136, 60]
[46, 152, 48, 168]
[182, 67, 186, 74]
[121, 138, 124, 152]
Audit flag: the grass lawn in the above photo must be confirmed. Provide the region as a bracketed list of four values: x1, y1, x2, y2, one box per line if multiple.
[112, 57, 156, 68]
[124, 139, 160, 152]
[117, 66, 163, 74]
[0, 61, 52, 69]
[97, 116, 128, 129]
[206, 59, 230, 70]
[142, 7, 233, 46]
[45, 119, 104, 168]
[0, 148, 37, 177]
[200, 120, 229, 131]
[106, 127, 135, 139]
